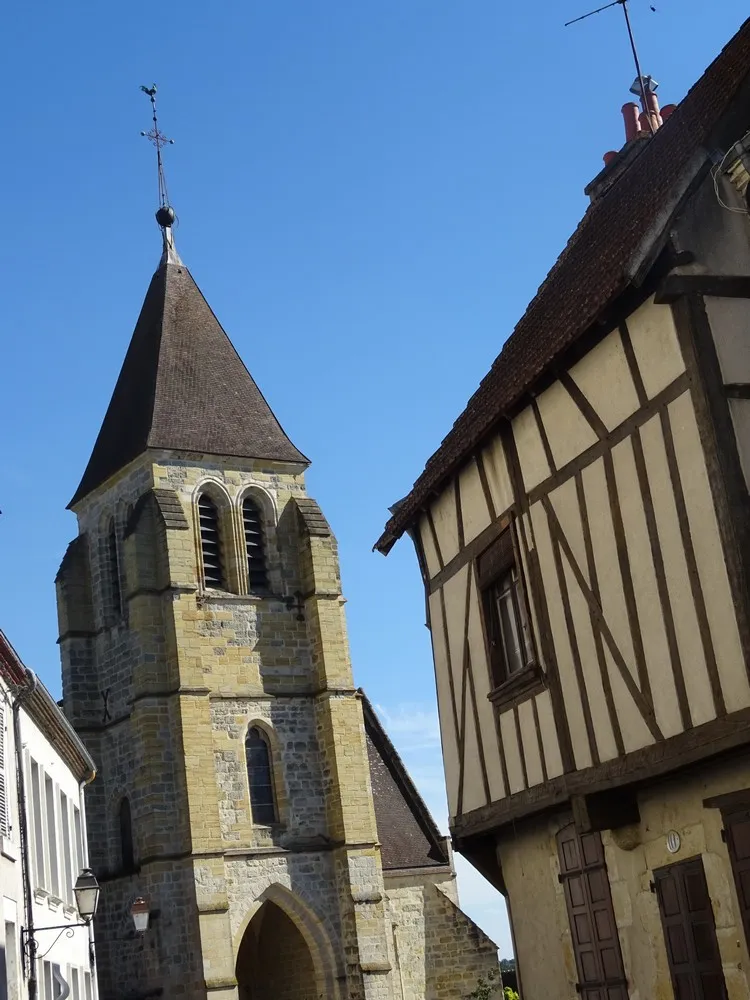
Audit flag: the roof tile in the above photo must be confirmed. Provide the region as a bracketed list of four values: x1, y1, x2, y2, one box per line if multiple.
[71, 260, 308, 506]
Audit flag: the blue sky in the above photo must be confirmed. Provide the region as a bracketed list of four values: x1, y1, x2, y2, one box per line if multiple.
[1, 0, 747, 961]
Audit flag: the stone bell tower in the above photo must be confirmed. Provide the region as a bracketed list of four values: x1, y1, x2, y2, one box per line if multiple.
[55, 206, 399, 999]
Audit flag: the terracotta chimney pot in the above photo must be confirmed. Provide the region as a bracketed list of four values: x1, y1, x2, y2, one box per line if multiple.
[622, 102, 641, 142]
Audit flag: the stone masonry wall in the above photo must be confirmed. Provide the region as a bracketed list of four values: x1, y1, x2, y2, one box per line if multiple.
[211, 697, 327, 844]
[225, 854, 342, 963]
[60, 451, 497, 1000]
[386, 875, 499, 1000]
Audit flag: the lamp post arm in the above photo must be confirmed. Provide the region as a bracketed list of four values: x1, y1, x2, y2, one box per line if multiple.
[22, 921, 92, 962]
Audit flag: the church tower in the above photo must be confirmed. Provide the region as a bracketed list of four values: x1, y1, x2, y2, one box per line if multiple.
[55, 208, 400, 1000]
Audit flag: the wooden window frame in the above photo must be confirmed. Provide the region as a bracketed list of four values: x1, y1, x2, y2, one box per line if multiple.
[476, 524, 540, 709]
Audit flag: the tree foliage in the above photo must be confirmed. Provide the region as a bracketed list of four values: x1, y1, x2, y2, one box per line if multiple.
[464, 967, 520, 1000]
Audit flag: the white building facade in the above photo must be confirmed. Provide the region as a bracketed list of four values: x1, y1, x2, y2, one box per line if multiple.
[0, 631, 97, 1000]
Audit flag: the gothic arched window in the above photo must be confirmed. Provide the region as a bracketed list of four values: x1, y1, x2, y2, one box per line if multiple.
[107, 519, 122, 622]
[198, 494, 225, 589]
[119, 797, 135, 873]
[245, 727, 276, 824]
[242, 498, 268, 592]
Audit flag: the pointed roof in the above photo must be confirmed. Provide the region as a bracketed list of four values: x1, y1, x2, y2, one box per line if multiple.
[376, 16, 750, 552]
[362, 693, 450, 871]
[70, 245, 308, 507]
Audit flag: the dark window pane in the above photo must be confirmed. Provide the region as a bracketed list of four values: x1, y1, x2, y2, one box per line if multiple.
[119, 798, 135, 872]
[108, 523, 121, 621]
[246, 727, 276, 824]
[484, 564, 532, 684]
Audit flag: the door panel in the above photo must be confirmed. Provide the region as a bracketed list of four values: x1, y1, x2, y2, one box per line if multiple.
[556, 825, 628, 1000]
[724, 807, 750, 950]
[653, 856, 727, 1000]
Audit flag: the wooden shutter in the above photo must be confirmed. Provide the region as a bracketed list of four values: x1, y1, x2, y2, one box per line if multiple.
[653, 857, 727, 1000]
[556, 825, 628, 999]
[0, 703, 7, 837]
[723, 808, 750, 952]
[476, 528, 515, 586]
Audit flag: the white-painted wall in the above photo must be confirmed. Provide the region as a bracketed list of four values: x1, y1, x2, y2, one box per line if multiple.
[0, 681, 97, 1000]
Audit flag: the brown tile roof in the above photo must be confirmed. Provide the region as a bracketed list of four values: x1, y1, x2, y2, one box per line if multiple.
[376, 17, 750, 553]
[70, 258, 308, 507]
[362, 693, 450, 871]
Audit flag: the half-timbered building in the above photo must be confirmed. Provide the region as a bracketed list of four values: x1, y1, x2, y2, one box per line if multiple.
[377, 18, 750, 1000]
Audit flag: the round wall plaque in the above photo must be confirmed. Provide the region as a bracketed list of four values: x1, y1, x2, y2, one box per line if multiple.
[666, 830, 681, 854]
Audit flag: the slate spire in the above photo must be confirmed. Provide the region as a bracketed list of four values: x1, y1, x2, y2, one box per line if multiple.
[69, 220, 308, 507]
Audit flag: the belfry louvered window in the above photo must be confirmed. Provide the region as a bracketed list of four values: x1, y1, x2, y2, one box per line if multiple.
[243, 498, 268, 592]
[246, 727, 276, 824]
[198, 494, 225, 588]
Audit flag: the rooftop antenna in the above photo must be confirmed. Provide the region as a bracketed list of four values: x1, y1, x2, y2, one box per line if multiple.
[565, 0, 656, 135]
[140, 84, 177, 228]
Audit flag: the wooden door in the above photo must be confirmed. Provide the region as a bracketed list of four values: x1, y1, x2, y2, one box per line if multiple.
[723, 807, 750, 950]
[653, 857, 727, 1000]
[556, 825, 628, 999]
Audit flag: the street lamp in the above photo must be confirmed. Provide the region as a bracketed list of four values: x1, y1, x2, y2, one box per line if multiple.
[73, 870, 101, 922]
[22, 870, 101, 962]
[130, 897, 150, 934]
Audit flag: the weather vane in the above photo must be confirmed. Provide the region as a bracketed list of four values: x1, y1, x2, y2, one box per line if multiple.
[565, 0, 657, 135]
[140, 84, 176, 225]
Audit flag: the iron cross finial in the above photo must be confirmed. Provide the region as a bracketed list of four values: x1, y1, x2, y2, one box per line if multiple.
[140, 83, 175, 216]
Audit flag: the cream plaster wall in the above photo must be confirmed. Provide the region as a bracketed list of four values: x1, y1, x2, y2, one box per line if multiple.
[498, 817, 575, 1000]
[499, 753, 750, 1000]
[535, 379, 598, 470]
[627, 295, 686, 399]
[430, 487, 460, 566]
[458, 461, 492, 545]
[419, 513, 442, 579]
[480, 437, 514, 518]
[568, 327, 640, 431]
[512, 407, 551, 493]
[604, 754, 750, 1000]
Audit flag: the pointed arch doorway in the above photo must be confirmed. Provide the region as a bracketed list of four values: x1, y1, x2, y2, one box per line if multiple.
[236, 899, 319, 1000]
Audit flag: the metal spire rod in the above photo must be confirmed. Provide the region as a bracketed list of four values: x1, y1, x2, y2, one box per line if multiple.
[140, 84, 175, 209]
[564, 0, 656, 135]
[620, 1, 655, 134]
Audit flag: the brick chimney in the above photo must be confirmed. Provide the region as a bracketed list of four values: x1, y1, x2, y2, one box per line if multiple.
[586, 75, 677, 202]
